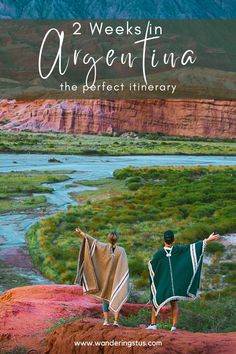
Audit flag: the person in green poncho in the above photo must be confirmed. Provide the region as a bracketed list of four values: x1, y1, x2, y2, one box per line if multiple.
[147, 230, 220, 331]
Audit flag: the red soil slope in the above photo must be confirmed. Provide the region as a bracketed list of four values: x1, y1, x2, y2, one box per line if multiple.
[45, 319, 236, 354]
[0, 285, 235, 354]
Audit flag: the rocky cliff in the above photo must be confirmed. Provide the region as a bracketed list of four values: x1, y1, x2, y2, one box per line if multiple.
[0, 285, 235, 354]
[0, 285, 165, 352]
[0, 99, 235, 138]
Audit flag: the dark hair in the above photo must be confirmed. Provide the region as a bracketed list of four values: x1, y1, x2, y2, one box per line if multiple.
[164, 230, 175, 244]
[108, 231, 119, 246]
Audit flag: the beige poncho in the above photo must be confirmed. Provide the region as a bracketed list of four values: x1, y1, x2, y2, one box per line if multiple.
[74, 234, 129, 313]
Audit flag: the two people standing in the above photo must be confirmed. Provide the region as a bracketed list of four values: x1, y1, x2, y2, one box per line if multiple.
[74, 227, 219, 330]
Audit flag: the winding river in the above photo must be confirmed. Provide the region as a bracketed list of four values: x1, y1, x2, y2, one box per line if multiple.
[0, 153, 236, 293]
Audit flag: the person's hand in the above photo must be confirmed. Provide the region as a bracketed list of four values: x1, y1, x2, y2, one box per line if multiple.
[206, 232, 220, 243]
[75, 227, 85, 237]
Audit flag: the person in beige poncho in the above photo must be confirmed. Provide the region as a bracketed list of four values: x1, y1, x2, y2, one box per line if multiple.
[74, 227, 129, 327]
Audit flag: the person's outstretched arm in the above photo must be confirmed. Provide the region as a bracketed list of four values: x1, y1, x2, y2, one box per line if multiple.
[75, 226, 104, 246]
[75, 226, 87, 238]
[205, 232, 220, 244]
[75, 226, 97, 243]
[178, 232, 220, 254]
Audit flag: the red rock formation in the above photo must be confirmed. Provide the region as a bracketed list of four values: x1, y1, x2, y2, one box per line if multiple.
[0, 285, 161, 352]
[45, 319, 236, 354]
[0, 99, 235, 138]
[0, 285, 235, 353]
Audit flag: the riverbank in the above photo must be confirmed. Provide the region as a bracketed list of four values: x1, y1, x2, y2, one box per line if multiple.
[1, 131, 236, 156]
[0, 170, 73, 213]
[26, 165, 236, 301]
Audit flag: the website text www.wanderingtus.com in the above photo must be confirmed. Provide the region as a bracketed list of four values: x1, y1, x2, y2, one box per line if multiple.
[74, 339, 162, 348]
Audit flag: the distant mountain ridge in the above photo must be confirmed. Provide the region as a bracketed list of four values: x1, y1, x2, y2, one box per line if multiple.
[0, 0, 235, 19]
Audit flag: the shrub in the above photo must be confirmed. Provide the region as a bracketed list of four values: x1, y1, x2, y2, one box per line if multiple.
[135, 270, 149, 289]
[178, 297, 236, 332]
[180, 224, 212, 243]
[125, 176, 143, 184]
[80, 149, 99, 155]
[119, 308, 150, 327]
[206, 242, 225, 254]
[192, 205, 216, 218]
[127, 182, 143, 191]
[129, 256, 146, 276]
[113, 167, 134, 180]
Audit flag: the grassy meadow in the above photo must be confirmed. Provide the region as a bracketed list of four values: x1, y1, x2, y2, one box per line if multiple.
[0, 170, 72, 213]
[26, 166, 236, 302]
[0, 131, 236, 155]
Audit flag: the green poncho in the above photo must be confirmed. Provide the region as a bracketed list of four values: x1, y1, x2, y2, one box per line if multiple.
[148, 240, 206, 315]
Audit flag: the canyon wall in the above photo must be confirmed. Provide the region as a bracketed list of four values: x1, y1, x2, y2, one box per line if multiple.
[0, 99, 235, 138]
